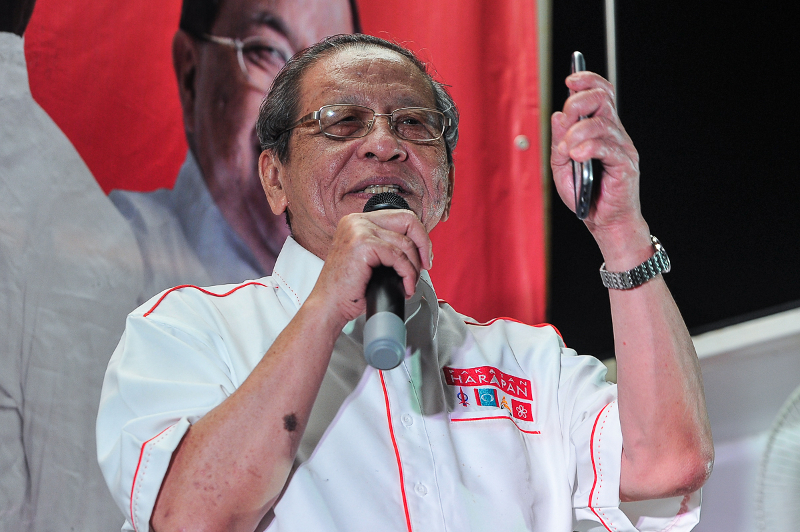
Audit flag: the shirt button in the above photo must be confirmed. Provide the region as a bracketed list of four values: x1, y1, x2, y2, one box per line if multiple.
[401, 414, 413, 426]
[414, 483, 428, 496]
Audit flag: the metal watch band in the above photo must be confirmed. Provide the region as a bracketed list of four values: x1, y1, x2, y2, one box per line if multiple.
[599, 235, 671, 290]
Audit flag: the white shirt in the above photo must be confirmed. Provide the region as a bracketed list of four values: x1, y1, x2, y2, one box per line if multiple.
[97, 237, 701, 532]
[0, 31, 143, 531]
[110, 151, 266, 305]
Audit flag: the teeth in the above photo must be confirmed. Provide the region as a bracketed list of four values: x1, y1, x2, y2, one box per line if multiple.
[363, 185, 401, 194]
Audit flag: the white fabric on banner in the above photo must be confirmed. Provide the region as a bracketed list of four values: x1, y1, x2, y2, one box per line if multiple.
[0, 31, 143, 531]
[110, 151, 265, 306]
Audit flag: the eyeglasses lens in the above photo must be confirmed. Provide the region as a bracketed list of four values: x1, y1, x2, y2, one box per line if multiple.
[393, 109, 444, 141]
[320, 106, 373, 138]
[319, 105, 445, 141]
[240, 37, 289, 91]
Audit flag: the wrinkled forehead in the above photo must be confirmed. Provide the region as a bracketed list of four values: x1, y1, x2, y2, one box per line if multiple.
[214, 0, 353, 47]
[298, 46, 437, 112]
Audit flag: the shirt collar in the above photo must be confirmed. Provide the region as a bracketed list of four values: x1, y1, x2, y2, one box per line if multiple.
[272, 236, 440, 335]
[171, 151, 263, 278]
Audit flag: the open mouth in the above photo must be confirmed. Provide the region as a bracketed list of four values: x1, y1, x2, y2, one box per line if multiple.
[359, 184, 404, 195]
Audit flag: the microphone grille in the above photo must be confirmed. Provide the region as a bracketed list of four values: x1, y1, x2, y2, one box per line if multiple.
[363, 192, 410, 213]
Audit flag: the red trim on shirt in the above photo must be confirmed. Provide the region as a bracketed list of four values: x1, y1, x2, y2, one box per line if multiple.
[450, 415, 541, 434]
[379, 371, 413, 532]
[129, 424, 175, 531]
[436, 298, 565, 342]
[588, 402, 614, 532]
[462, 316, 564, 341]
[143, 282, 268, 317]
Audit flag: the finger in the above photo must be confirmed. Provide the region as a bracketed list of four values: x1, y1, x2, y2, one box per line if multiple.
[560, 116, 632, 162]
[369, 226, 424, 275]
[565, 71, 617, 104]
[568, 137, 639, 175]
[563, 88, 618, 125]
[550, 112, 571, 164]
[339, 212, 428, 297]
[358, 233, 422, 298]
[359, 210, 433, 270]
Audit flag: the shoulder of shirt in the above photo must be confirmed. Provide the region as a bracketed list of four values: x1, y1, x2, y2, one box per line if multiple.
[437, 298, 564, 342]
[134, 278, 280, 320]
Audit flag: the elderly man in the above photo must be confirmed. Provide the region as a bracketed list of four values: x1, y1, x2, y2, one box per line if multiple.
[110, 0, 358, 303]
[98, 34, 713, 532]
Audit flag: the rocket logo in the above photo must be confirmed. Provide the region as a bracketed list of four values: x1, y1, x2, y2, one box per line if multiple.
[457, 387, 470, 407]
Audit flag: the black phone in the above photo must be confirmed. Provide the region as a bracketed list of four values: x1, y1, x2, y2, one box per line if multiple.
[570, 51, 593, 220]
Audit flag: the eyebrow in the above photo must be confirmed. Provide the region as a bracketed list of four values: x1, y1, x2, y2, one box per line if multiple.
[333, 90, 434, 110]
[254, 13, 290, 37]
[250, 11, 298, 50]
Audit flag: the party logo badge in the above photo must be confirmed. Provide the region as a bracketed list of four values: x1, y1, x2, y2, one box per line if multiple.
[474, 387, 498, 407]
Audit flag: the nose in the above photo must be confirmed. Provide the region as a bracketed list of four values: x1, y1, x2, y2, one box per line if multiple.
[356, 115, 407, 162]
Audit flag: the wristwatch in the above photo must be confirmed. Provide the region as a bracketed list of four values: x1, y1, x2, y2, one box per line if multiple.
[599, 235, 670, 290]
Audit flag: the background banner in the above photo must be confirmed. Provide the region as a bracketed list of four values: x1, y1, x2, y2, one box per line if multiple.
[24, 0, 545, 325]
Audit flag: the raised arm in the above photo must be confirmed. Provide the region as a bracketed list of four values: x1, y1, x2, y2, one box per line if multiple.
[550, 71, 713, 501]
[150, 209, 432, 531]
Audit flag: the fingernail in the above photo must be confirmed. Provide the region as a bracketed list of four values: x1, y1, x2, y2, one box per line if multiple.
[429, 250, 434, 268]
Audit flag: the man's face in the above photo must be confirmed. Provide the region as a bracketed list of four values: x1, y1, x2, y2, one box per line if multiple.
[262, 47, 455, 259]
[185, 0, 353, 251]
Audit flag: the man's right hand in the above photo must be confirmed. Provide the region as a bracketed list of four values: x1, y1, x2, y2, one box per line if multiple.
[151, 207, 432, 532]
[307, 208, 434, 328]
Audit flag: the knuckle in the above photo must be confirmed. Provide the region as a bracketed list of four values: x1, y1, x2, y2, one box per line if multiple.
[390, 245, 405, 260]
[400, 234, 416, 252]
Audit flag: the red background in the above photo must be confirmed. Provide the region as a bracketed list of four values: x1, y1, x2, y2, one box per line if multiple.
[24, 0, 546, 325]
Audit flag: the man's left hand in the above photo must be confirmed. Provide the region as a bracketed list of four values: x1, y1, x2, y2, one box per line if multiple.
[551, 71, 645, 243]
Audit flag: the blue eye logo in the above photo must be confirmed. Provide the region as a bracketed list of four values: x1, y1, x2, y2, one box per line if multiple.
[474, 388, 498, 407]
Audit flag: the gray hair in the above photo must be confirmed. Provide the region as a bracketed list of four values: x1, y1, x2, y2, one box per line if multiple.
[256, 33, 459, 166]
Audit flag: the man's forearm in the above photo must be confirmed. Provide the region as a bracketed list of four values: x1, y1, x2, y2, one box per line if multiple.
[597, 227, 713, 501]
[151, 296, 346, 531]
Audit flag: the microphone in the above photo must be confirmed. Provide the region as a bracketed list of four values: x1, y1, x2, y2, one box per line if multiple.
[362, 192, 410, 370]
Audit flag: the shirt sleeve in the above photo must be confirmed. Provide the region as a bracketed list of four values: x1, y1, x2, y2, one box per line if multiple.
[558, 349, 700, 532]
[96, 301, 238, 532]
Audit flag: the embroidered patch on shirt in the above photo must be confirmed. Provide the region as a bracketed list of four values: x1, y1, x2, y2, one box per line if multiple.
[500, 395, 511, 413]
[457, 387, 470, 407]
[474, 387, 498, 407]
[512, 399, 534, 421]
[443, 365, 532, 400]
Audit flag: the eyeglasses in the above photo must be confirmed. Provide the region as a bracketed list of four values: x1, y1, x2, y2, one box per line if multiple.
[284, 104, 451, 142]
[197, 33, 290, 92]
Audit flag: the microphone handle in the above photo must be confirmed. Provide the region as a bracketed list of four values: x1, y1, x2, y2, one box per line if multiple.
[366, 266, 405, 318]
[363, 265, 406, 370]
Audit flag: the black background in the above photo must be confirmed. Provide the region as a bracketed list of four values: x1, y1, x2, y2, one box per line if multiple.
[548, 1, 800, 358]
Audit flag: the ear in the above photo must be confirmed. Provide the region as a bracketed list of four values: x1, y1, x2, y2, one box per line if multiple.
[440, 165, 455, 222]
[259, 150, 289, 215]
[172, 30, 199, 136]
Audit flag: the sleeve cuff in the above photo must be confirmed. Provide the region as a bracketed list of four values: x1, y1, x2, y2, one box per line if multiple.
[572, 400, 702, 531]
[126, 418, 191, 532]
